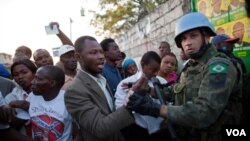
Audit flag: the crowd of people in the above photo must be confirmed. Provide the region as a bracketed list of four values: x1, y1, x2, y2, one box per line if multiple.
[0, 2, 250, 140]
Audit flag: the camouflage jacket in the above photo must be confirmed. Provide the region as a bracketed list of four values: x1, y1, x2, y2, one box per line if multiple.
[167, 46, 241, 140]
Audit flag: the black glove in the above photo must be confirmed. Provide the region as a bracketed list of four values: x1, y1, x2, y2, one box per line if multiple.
[127, 93, 161, 117]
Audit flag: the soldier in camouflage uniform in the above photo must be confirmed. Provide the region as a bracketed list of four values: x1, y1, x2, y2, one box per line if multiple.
[127, 12, 242, 141]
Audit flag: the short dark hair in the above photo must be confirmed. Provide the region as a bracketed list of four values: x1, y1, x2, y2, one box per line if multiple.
[74, 36, 97, 52]
[100, 38, 115, 51]
[11, 59, 37, 75]
[15, 46, 32, 58]
[33, 49, 50, 60]
[160, 41, 170, 47]
[141, 51, 161, 65]
[41, 66, 65, 89]
[162, 52, 177, 59]
[121, 52, 126, 59]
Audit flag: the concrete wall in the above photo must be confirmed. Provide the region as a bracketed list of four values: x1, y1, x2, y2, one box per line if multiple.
[116, 0, 191, 62]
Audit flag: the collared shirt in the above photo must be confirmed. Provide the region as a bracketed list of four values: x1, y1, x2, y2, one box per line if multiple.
[80, 69, 114, 111]
[5, 86, 29, 102]
[102, 63, 122, 95]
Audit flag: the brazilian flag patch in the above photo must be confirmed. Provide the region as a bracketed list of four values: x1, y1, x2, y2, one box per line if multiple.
[209, 63, 228, 74]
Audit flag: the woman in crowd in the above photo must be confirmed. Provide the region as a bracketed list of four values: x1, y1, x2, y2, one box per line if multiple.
[4, 59, 37, 137]
[122, 58, 138, 78]
[158, 52, 178, 83]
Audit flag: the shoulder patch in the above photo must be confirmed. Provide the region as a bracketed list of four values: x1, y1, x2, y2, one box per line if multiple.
[208, 57, 230, 66]
[209, 63, 228, 74]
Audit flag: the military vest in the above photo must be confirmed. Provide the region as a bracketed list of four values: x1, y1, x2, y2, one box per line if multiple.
[173, 46, 243, 140]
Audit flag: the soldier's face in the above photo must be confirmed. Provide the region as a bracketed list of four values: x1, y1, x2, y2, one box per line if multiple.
[180, 29, 204, 58]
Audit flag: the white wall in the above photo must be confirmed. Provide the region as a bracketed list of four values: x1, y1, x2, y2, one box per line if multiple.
[116, 0, 191, 62]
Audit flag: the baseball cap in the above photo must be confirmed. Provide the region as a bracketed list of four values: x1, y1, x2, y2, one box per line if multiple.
[58, 45, 75, 57]
[211, 34, 239, 46]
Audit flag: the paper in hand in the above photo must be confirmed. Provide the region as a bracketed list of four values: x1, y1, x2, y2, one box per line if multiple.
[15, 108, 30, 120]
[45, 24, 59, 35]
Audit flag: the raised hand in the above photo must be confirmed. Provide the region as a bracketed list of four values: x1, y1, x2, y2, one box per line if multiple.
[130, 74, 150, 95]
[49, 22, 59, 29]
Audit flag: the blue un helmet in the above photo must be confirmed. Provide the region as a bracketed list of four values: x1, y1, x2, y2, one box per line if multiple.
[174, 12, 216, 48]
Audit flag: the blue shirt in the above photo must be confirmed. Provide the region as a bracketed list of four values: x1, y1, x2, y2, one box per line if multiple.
[102, 63, 122, 95]
[0, 64, 10, 79]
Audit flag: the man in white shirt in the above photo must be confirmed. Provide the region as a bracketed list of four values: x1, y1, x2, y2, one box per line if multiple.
[115, 51, 170, 141]
[28, 65, 78, 141]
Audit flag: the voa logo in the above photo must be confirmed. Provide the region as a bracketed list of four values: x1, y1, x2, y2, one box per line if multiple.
[226, 129, 246, 136]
